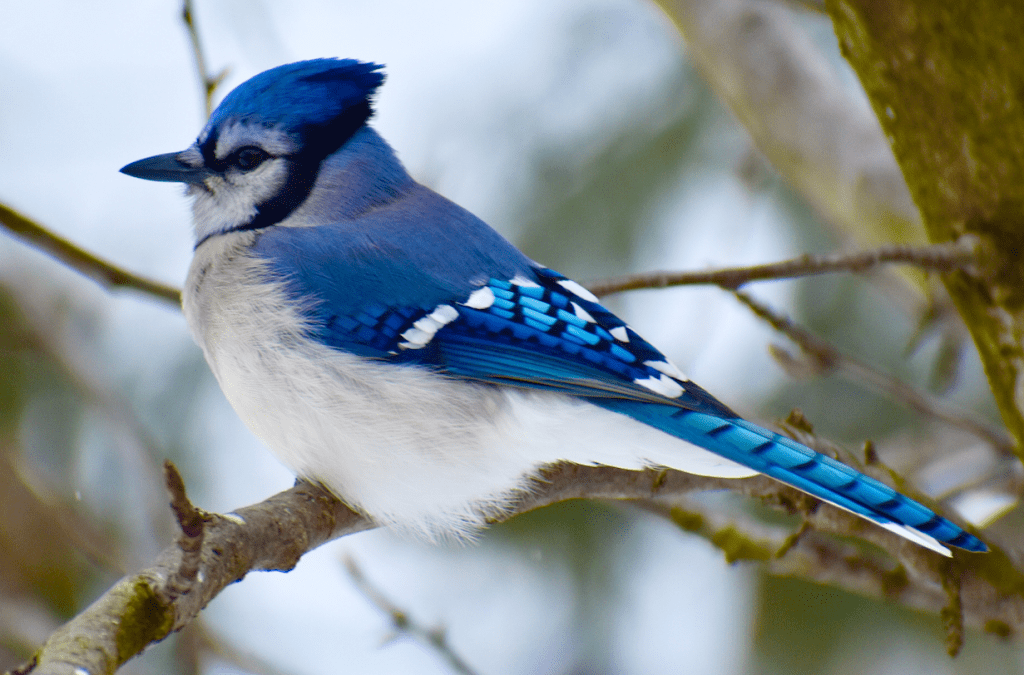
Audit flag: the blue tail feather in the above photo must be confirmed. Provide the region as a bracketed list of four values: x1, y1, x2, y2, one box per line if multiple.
[593, 399, 987, 554]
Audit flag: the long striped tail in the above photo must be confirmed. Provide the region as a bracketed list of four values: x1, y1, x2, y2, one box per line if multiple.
[594, 399, 987, 555]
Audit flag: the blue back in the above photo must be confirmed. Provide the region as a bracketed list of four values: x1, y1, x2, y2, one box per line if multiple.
[252, 183, 535, 351]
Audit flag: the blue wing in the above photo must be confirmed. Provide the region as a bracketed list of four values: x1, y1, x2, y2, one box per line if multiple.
[253, 223, 986, 555]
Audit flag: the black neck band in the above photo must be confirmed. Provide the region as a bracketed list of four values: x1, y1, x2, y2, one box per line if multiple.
[195, 101, 374, 249]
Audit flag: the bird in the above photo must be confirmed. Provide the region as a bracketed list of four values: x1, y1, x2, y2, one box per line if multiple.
[121, 58, 985, 556]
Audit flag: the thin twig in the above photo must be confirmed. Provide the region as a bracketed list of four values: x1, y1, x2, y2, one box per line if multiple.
[941, 562, 965, 657]
[15, 465, 1004, 675]
[0, 202, 182, 306]
[344, 557, 480, 675]
[587, 239, 977, 297]
[163, 461, 209, 596]
[181, 0, 228, 118]
[1, 203, 976, 317]
[17, 480, 372, 675]
[732, 290, 1014, 455]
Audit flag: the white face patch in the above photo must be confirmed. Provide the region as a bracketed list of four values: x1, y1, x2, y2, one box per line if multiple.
[634, 374, 684, 398]
[189, 155, 291, 241]
[214, 121, 299, 159]
[187, 121, 305, 242]
[463, 287, 495, 309]
[558, 279, 599, 303]
[177, 145, 206, 169]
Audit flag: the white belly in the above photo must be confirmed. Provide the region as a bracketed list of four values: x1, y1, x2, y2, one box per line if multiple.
[183, 233, 755, 538]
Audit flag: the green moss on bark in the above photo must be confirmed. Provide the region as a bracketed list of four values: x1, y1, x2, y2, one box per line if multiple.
[828, 0, 1024, 455]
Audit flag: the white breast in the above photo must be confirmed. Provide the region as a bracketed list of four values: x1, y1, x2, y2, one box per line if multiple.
[183, 233, 754, 538]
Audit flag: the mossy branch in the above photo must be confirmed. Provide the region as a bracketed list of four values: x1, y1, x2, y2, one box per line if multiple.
[12, 461, 1014, 675]
[825, 0, 1024, 457]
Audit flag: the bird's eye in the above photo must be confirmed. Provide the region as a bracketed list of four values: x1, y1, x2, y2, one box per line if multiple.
[233, 147, 269, 171]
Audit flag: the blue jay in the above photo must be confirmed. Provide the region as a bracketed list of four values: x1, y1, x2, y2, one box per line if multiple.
[121, 58, 985, 556]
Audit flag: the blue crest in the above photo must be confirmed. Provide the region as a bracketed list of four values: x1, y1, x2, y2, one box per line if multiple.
[201, 58, 385, 142]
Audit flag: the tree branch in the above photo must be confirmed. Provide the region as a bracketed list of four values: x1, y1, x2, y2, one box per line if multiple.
[0, 200, 978, 314]
[826, 0, 1024, 458]
[654, 0, 924, 250]
[588, 239, 977, 296]
[12, 459, 1018, 675]
[181, 0, 227, 119]
[0, 202, 181, 307]
[731, 290, 1015, 455]
[344, 556, 480, 675]
[14, 469, 370, 675]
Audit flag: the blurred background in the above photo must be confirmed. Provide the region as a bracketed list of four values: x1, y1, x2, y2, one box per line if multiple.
[0, 0, 1019, 673]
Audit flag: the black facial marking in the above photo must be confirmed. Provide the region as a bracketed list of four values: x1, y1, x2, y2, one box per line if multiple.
[236, 100, 374, 231]
[193, 100, 376, 249]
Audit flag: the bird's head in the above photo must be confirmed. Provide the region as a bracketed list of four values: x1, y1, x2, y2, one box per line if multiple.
[121, 58, 385, 244]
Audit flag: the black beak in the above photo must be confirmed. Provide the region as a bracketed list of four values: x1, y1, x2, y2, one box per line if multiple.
[120, 152, 213, 186]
